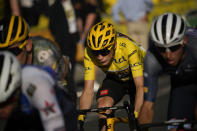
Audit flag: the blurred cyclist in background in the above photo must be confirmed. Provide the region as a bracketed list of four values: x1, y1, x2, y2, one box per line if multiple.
[0, 15, 77, 103]
[78, 21, 145, 131]
[0, 51, 68, 131]
[0, 15, 78, 131]
[138, 12, 197, 131]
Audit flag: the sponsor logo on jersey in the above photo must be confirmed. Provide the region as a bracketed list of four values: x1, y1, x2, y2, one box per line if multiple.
[113, 56, 126, 64]
[85, 67, 92, 71]
[120, 43, 126, 47]
[100, 89, 109, 96]
[41, 100, 56, 116]
[130, 62, 142, 67]
[26, 84, 36, 97]
[144, 87, 148, 93]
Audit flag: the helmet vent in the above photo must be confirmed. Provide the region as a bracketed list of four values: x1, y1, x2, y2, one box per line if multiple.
[107, 23, 112, 27]
[162, 14, 168, 44]
[0, 26, 4, 43]
[20, 20, 25, 37]
[154, 20, 159, 41]
[110, 37, 114, 44]
[171, 38, 178, 43]
[11, 17, 19, 40]
[6, 58, 14, 91]
[98, 35, 103, 47]
[6, 74, 12, 92]
[103, 39, 108, 46]
[106, 30, 110, 36]
[171, 38, 182, 43]
[179, 19, 185, 35]
[100, 25, 105, 31]
[0, 55, 4, 77]
[94, 26, 98, 31]
[88, 40, 91, 47]
[99, 22, 104, 25]
[92, 35, 96, 47]
[170, 14, 177, 39]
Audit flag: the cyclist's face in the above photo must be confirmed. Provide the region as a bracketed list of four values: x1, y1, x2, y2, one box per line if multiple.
[160, 45, 184, 66]
[7, 39, 32, 64]
[95, 47, 114, 66]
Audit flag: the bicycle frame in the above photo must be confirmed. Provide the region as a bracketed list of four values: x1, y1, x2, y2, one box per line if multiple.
[78, 101, 137, 131]
[78, 103, 197, 131]
[106, 117, 128, 131]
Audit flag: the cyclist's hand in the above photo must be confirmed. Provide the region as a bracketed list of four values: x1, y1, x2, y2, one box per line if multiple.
[78, 114, 86, 122]
[134, 110, 139, 118]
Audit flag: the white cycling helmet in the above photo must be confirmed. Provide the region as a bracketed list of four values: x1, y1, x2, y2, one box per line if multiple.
[151, 12, 186, 47]
[0, 51, 21, 103]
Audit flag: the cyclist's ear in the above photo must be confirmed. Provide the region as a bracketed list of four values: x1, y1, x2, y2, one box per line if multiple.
[25, 39, 33, 52]
[183, 36, 187, 46]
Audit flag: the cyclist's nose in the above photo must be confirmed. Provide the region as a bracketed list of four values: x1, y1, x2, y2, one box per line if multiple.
[96, 54, 104, 60]
[165, 51, 172, 59]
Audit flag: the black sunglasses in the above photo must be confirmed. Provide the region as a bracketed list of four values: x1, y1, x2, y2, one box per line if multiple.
[91, 48, 111, 56]
[0, 46, 23, 56]
[157, 44, 183, 53]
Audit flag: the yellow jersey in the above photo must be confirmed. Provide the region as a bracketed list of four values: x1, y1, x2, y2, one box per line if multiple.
[84, 33, 146, 81]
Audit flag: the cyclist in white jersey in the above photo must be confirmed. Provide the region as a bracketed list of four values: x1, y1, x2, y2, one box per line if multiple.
[0, 15, 76, 104]
[0, 51, 67, 131]
[0, 15, 78, 131]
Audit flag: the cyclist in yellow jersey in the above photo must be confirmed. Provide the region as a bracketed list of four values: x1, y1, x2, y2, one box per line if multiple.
[79, 21, 145, 131]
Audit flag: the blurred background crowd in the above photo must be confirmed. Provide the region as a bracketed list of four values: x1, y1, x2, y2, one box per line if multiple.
[1, 0, 197, 56]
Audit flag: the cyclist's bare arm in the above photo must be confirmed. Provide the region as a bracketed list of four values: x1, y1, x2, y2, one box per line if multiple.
[61, 55, 71, 79]
[138, 50, 162, 124]
[9, 0, 20, 15]
[133, 76, 144, 115]
[79, 80, 95, 109]
[138, 101, 154, 124]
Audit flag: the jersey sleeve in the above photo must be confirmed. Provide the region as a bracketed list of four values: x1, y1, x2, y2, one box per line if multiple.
[84, 47, 95, 80]
[143, 50, 163, 102]
[126, 40, 144, 78]
[186, 30, 197, 62]
[22, 67, 66, 131]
